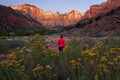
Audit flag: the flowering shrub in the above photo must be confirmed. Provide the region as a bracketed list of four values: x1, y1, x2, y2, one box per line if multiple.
[0, 35, 120, 80]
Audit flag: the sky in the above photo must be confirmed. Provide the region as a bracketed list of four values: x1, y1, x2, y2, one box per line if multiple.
[0, 0, 107, 14]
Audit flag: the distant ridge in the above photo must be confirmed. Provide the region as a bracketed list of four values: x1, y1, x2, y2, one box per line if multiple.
[10, 4, 84, 27]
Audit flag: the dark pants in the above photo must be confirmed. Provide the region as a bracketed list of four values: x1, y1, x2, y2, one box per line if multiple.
[58, 46, 64, 52]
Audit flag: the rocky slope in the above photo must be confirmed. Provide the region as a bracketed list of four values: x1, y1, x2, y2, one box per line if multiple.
[61, 0, 120, 37]
[10, 4, 83, 27]
[63, 6, 120, 37]
[0, 5, 42, 31]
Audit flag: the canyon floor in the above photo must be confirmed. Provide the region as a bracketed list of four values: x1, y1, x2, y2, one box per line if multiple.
[0, 34, 118, 50]
[0, 34, 120, 61]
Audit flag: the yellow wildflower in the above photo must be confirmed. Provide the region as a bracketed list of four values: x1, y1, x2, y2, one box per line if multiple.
[101, 56, 107, 62]
[95, 74, 98, 80]
[46, 65, 52, 70]
[117, 56, 120, 60]
[77, 58, 81, 61]
[108, 61, 114, 66]
[116, 48, 120, 51]
[70, 59, 81, 70]
[96, 42, 104, 48]
[91, 47, 97, 53]
[8, 62, 13, 67]
[9, 52, 16, 60]
[82, 51, 89, 55]
[113, 58, 119, 63]
[89, 52, 95, 57]
[104, 51, 109, 58]
[21, 46, 26, 50]
[110, 51, 117, 55]
[34, 34, 40, 38]
[20, 66, 25, 70]
[32, 64, 43, 72]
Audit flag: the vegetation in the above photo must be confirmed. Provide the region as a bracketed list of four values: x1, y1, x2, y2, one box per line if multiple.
[76, 22, 84, 28]
[0, 39, 25, 53]
[0, 34, 120, 80]
[95, 15, 102, 21]
[63, 25, 74, 31]
[106, 9, 116, 16]
[0, 29, 57, 36]
[88, 32, 104, 37]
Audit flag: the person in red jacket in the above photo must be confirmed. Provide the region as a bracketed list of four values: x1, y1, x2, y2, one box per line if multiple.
[58, 34, 66, 53]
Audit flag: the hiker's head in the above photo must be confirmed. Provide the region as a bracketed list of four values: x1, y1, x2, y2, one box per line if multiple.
[60, 34, 63, 38]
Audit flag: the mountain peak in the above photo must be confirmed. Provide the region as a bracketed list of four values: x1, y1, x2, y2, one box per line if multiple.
[45, 11, 53, 15]
[70, 10, 81, 14]
[20, 4, 37, 8]
[10, 4, 37, 10]
[55, 11, 60, 15]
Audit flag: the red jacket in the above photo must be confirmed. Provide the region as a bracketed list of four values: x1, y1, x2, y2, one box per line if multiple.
[58, 38, 65, 47]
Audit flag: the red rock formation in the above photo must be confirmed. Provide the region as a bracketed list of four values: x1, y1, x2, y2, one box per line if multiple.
[65, 7, 120, 37]
[84, 0, 120, 18]
[4, 0, 119, 31]
[10, 4, 83, 26]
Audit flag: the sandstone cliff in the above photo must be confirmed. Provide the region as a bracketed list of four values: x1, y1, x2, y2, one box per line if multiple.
[10, 4, 83, 26]
[84, 0, 120, 18]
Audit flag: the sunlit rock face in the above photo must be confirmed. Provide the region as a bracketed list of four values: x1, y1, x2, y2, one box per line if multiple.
[84, 0, 120, 18]
[10, 4, 84, 26]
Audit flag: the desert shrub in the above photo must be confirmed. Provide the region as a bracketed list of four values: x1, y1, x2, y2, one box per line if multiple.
[106, 9, 116, 16]
[0, 34, 120, 80]
[0, 28, 57, 36]
[82, 23, 87, 26]
[103, 36, 120, 49]
[88, 19, 93, 24]
[15, 30, 35, 36]
[0, 31, 9, 36]
[0, 52, 29, 80]
[95, 15, 102, 21]
[76, 22, 84, 28]
[0, 39, 25, 53]
[63, 25, 74, 31]
[81, 37, 95, 48]
[114, 33, 120, 37]
[88, 32, 104, 37]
